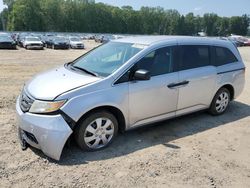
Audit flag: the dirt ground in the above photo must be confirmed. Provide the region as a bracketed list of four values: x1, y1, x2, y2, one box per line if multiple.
[0, 41, 250, 188]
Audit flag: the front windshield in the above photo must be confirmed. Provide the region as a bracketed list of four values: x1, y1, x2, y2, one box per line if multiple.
[72, 42, 145, 77]
[54, 37, 67, 42]
[70, 37, 81, 42]
[26, 37, 40, 41]
[0, 36, 12, 41]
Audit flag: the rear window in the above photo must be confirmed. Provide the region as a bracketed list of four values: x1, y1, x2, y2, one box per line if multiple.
[214, 47, 238, 66]
[179, 45, 210, 70]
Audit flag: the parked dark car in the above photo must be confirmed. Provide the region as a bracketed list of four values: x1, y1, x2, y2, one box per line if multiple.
[102, 35, 115, 43]
[46, 37, 69, 49]
[0, 35, 17, 49]
[95, 35, 115, 43]
[94, 35, 103, 43]
[16, 33, 29, 47]
[240, 37, 250, 46]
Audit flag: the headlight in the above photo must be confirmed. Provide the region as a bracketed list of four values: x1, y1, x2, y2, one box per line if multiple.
[29, 100, 67, 113]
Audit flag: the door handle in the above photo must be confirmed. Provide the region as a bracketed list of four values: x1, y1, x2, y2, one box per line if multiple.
[167, 80, 189, 89]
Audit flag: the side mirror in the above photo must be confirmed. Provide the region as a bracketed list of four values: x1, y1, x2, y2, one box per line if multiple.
[133, 69, 151, 81]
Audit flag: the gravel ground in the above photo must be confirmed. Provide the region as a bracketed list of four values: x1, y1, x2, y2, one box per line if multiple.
[0, 43, 250, 188]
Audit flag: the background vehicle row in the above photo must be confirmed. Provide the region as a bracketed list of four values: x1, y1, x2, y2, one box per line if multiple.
[1, 32, 250, 50]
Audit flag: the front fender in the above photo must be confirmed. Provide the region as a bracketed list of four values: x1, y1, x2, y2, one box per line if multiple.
[60, 85, 129, 125]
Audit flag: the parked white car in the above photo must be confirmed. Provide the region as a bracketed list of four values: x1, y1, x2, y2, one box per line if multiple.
[23, 36, 44, 50]
[69, 37, 84, 49]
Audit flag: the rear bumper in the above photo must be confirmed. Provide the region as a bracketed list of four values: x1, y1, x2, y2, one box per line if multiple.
[16, 97, 72, 160]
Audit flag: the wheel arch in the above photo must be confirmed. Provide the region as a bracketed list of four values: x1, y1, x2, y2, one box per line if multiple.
[219, 84, 235, 100]
[74, 105, 126, 133]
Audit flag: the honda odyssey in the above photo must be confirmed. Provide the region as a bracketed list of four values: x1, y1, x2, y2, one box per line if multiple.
[16, 36, 245, 160]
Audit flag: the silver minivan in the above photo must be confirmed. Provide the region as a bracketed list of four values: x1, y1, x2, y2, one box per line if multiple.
[16, 36, 245, 160]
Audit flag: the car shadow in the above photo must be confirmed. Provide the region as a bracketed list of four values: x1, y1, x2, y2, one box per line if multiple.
[32, 101, 250, 165]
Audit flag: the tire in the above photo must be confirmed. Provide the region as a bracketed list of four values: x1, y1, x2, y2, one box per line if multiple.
[75, 111, 118, 151]
[208, 88, 230, 115]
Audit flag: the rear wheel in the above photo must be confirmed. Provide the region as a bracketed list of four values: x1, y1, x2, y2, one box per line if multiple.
[209, 88, 230, 115]
[75, 111, 118, 151]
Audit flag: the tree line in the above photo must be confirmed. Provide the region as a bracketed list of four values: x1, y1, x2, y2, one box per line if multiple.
[0, 0, 249, 36]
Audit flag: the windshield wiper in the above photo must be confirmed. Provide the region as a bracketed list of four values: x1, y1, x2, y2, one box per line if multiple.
[70, 65, 99, 77]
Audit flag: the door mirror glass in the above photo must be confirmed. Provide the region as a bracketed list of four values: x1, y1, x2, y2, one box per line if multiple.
[133, 69, 151, 80]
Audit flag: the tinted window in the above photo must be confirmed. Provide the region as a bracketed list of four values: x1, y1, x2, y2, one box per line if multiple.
[115, 46, 176, 84]
[115, 71, 130, 84]
[180, 45, 210, 70]
[135, 46, 175, 76]
[214, 47, 238, 66]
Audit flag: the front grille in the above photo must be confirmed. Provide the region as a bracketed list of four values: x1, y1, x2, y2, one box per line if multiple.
[30, 43, 42, 46]
[20, 90, 34, 112]
[0, 42, 11, 45]
[0, 42, 13, 48]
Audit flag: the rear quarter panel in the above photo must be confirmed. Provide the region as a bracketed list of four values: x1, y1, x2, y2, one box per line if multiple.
[215, 61, 245, 99]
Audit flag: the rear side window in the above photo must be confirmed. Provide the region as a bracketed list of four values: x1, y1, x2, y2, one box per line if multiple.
[214, 47, 238, 66]
[179, 45, 210, 71]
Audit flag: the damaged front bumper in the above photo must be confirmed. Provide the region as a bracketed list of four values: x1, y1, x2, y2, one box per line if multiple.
[16, 97, 73, 160]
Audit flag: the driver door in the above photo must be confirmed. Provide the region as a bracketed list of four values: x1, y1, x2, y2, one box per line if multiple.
[128, 46, 179, 127]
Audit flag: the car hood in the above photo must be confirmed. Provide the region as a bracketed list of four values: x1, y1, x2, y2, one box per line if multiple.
[25, 41, 43, 45]
[70, 41, 83, 44]
[54, 41, 68, 44]
[0, 39, 14, 43]
[26, 66, 101, 100]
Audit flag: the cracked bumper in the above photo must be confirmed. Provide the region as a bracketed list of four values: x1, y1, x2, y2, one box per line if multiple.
[16, 97, 72, 160]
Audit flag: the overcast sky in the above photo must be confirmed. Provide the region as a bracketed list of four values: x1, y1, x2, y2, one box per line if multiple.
[0, 0, 249, 17]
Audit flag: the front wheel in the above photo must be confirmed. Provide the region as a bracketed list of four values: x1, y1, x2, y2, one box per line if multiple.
[75, 111, 118, 151]
[208, 88, 230, 115]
